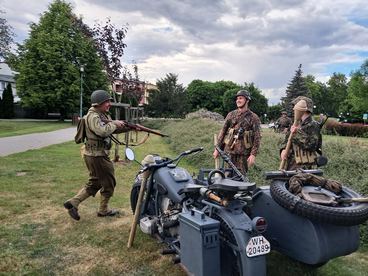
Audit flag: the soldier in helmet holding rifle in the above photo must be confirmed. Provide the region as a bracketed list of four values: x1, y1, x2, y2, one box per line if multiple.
[280, 96, 321, 170]
[213, 90, 261, 175]
[64, 90, 131, 221]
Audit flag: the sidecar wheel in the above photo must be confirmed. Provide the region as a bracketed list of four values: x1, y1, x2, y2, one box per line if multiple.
[270, 180, 368, 226]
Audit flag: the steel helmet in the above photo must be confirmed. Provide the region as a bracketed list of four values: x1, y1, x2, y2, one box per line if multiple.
[234, 90, 251, 101]
[91, 90, 113, 106]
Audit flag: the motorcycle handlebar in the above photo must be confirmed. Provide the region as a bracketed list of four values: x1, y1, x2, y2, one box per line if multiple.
[183, 147, 203, 156]
[139, 147, 204, 173]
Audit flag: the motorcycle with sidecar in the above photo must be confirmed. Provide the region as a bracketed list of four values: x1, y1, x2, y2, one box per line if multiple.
[126, 146, 368, 276]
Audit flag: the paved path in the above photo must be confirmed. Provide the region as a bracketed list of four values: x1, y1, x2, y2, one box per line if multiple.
[0, 127, 76, 157]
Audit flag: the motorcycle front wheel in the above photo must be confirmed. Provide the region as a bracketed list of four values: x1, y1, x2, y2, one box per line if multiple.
[130, 177, 142, 213]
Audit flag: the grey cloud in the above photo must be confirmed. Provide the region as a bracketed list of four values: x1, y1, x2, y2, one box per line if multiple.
[86, 0, 229, 38]
[124, 30, 188, 62]
[233, 0, 306, 16]
[85, 0, 368, 50]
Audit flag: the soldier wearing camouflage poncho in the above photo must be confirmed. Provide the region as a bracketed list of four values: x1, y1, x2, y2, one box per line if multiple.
[280, 96, 321, 170]
[213, 90, 261, 175]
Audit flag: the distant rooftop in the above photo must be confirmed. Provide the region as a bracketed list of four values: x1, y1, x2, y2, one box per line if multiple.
[0, 62, 17, 76]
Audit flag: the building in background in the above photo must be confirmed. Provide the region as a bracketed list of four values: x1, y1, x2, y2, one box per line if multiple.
[112, 78, 157, 105]
[0, 62, 19, 102]
[142, 83, 158, 105]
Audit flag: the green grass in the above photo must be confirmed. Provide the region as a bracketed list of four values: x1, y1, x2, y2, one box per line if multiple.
[0, 120, 72, 137]
[0, 119, 367, 275]
[0, 136, 186, 275]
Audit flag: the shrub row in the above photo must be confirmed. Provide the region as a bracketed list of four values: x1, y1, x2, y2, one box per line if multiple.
[323, 119, 368, 138]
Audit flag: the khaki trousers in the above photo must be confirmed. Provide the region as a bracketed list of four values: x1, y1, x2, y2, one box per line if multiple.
[84, 155, 116, 198]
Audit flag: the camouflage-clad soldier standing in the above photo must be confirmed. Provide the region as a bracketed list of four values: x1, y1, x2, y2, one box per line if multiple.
[276, 111, 292, 133]
[64, 90, 131, 221]
[280, 96, 321, 170]
[213, 90, 261, 174]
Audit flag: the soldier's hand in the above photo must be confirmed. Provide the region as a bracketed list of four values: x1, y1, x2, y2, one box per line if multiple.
[280, 149, 287, 160]
[113, 120, 126, 128]
[290, 125, 299, 134]
[247, 154, 256, 167]
[213, 149, 219, 159]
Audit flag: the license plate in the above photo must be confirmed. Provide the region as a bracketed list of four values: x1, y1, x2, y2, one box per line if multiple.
[246, 235, 271, 257]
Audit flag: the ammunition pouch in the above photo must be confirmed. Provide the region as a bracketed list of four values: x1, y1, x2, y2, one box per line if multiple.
[103, 137, 112, 150]
[243, 130, 253, 149]
[293, 144, 317, 164]
[85, 139, 105, 152]
[224, 128, 235, 145]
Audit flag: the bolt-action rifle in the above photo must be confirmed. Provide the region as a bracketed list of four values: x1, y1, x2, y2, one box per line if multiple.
[100, 118, 169, 138]
[215, 145, 249, 182]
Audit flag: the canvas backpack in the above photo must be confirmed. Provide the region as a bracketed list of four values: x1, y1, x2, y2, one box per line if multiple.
[74, 116, 87, 144]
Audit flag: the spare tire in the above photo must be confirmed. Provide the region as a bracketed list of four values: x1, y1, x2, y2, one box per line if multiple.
[270, 180, 368, 226]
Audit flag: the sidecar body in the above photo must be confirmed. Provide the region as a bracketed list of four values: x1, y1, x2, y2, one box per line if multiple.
[251, 185, 361, 265]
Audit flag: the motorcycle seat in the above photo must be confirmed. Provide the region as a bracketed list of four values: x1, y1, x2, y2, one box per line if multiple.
[210, 178, 256, 192]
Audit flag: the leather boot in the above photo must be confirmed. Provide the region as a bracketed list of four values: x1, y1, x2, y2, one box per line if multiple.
[64, 188, 90, 221]
[97, 195, 119, 217]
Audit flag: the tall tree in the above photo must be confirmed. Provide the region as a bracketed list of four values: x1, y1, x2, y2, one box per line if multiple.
[345, 60, 368, 114]
[305, 74, 327, 115]
[0, 10, 14, 61]
[92, 18, 142, 104]
[15, 0, 108, 119]
[0, 83, 14, 118]
[281, 64, 310, 114]
[267, 104, 283, 121]
[92, 18, 127, 85]
[145, 73, 189, 118]
[326, 73, 348, 116]
[222, 82, 268, 117]
[186, 79, 239, 113]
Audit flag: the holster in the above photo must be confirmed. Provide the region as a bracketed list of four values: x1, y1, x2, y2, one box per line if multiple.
[85, 139, 105, 151]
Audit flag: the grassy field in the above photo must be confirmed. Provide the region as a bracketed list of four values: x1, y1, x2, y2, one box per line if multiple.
[0, 120, 72, 137]
[0, 119, 367, 275]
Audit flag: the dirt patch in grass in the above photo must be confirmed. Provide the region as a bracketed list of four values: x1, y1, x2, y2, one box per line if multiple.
[60, 245, 103, 274]
[14, 200, 62, 223]
[344, 250, 368, 265]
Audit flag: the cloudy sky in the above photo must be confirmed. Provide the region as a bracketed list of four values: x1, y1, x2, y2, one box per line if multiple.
[2, 0, 368, 104]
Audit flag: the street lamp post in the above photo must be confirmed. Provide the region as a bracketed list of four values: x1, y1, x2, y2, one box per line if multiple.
[79, 65, 84, 118]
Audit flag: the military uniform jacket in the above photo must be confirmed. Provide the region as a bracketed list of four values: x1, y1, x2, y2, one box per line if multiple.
[217, 109, 261, 156]
[277, 116, 292, 129]
[281, 115, 321, 164]
[84, 107, 118, 157]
